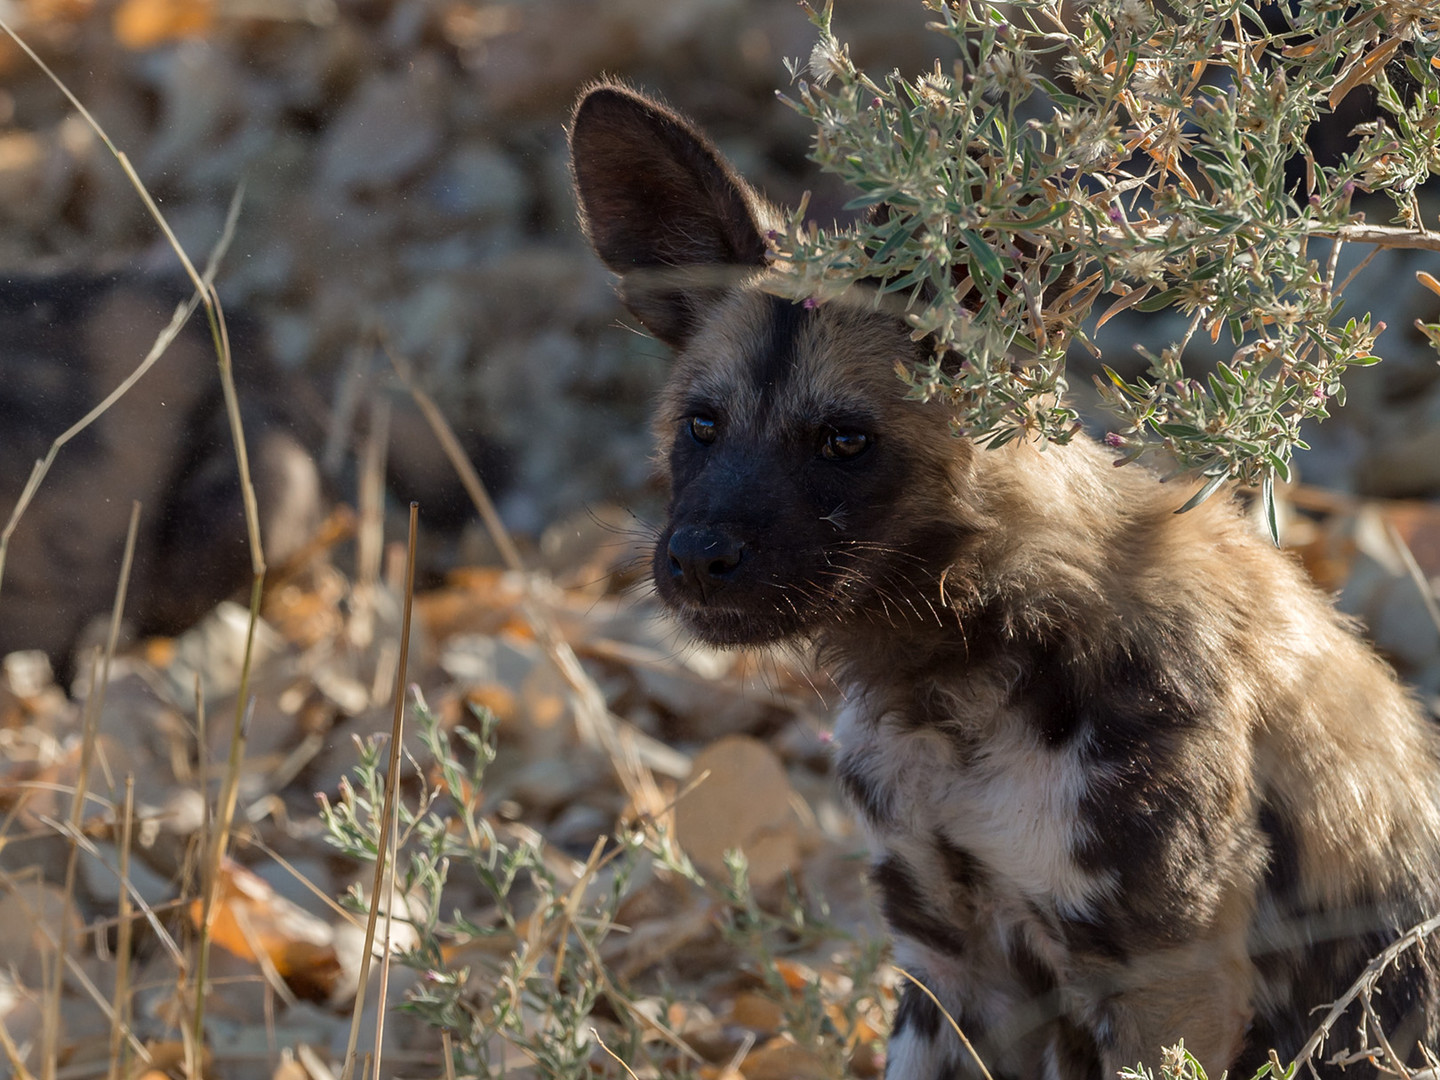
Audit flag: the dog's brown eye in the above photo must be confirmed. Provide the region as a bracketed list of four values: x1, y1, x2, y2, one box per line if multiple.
[822, 430, 871, 460]
[689, 416, 718, 445]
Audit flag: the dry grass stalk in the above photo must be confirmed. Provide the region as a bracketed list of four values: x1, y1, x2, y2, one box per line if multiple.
[46, 501, 140, 1080]
[894, 967, 995, 1080]
[384, 345, 678, 810]
[0, 21, 278, 1072]
[108, 776, 137, 1080]
[339, 503, 419, 1080]
[1292, 911, 1440, 1078]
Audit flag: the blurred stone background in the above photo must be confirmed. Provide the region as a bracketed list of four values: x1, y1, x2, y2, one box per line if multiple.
[0, 0, 957, 532]
[3, 0, 1438, 516]
[1, 0, 1439, 676]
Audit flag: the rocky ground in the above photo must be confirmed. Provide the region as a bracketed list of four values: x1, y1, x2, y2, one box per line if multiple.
[0, 0, 960, 533]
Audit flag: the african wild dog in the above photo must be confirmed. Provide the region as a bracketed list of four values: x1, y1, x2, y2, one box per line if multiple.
[0, 272, 324, 679]
[569, 83, 1440, 1078]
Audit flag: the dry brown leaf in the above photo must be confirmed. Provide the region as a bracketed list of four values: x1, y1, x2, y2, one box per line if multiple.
[464, 682, 518, 724]
[416, 567, 532, 640]
[673, 735, 800, 890]
[520, 661, 570, 730]
[264, 580, 344, 649]
[0, 685, 21, 731]
[729, 956, 887, 1062]
[0, 0, 94, 68]
[1329, 36, 1402, 110]
[849, 1037, 885, 1078]
[1379, 500, 1440, 579]
[23, 0, 95, 19]
[1289, 520, 1356, 595]
[1095, 284, 1153, 330]
[416, 590, 504, 640]
[740, 1035, 833, 1080]
[271, 1052, 310, 1080]
[134, 1041, 211, 1077]
[729, 990, 785, 1034]
[188, 858, 342, 1000]
[666, 999, 700, 1033]
[141, 636, 177, 669]
[771, 956, 816, 992]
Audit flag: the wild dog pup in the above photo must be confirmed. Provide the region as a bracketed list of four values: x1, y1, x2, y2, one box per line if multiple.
[569, 83, 1440, 1079]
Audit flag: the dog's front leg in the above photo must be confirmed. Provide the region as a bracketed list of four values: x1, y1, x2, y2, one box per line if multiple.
[885, 972, 989, 1080]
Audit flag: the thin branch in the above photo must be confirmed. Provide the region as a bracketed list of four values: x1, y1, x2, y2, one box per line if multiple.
[340, 503, 419, 1080]
[1290, 911, 1440, 1077]
[1093, 223, 1440, 254]
[1324, 224, 1440, 253]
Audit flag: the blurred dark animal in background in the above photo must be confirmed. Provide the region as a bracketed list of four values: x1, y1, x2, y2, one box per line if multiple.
[0, 271, 325, 680]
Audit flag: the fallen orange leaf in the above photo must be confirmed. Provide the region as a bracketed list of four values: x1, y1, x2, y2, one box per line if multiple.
[465, 682, 518, 723]
[189, 858, 341, 1000]
[134, 1041, 211, 1077]
[771, 956, 815, 993]
[113, 0, 214, 49]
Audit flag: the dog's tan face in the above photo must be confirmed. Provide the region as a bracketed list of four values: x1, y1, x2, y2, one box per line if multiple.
[570, 85, 977, 647]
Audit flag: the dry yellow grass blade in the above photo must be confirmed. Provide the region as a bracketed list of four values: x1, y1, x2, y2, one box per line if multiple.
[46, 501, 140, 1080]
[339, 503, 419, 1080]
[893, 967, 994, 1080]
[383, 344, 676, 812]
[1329, 36, 1402, 111]
[0, 22, 277, 1075]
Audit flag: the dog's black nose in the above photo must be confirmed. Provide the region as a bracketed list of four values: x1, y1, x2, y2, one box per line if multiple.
[666, 526, 744, 599]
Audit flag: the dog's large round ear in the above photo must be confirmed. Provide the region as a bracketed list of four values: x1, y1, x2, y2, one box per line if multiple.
[569, 83, 771, 348]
